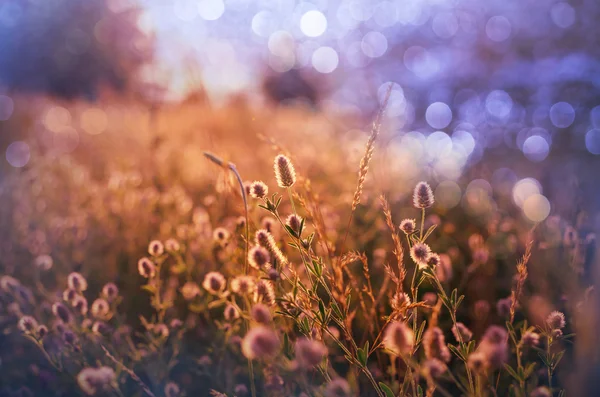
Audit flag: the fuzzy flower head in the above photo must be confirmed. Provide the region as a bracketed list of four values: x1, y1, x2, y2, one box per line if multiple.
[251, 304, 272, 324]
[181, 281, 201, 300]
[254, 280, 276, 306]
[35, 255, 53, 271]
[248, 245, 271, 270]
[102, 283, 119, 302]
[77, 367, 116, 395]
[451, 322, 473, 343]
[413, 181, 434, 209]
[295, 338, 328, 369]
[224, 304, 240, 321]
[202, 272, 226, 295]
[399, 219, 417, 235]
[255, 229, 288, 265]
[67, 272, 88, 292]
[165, 239, 180, 252]
[546, 311, 566, 330]
[231, 276, 256, 295]
[285, 214, 303, 235]
[496, 297, 512, 318]
[324, 378, 351, 397]
[423, 327, 451, 363]
[63, 288, 78, 303]
[383, 321, 414, 356]
[212, 227, 230, 246]
[478, 326, 509, 368]
[52, 302, 72, 323]
[18, 316, 39, 334]
[91, 299, 110, 319]
[391, 292, 411, 312]
[410, 242, 432, 268]
[72, 295, 89, 315]
[153, 324, 170, 339]
[521, 331, 540, 347]
[249, 181, 269, 199]
[164, 382, 181, 397]
[422, 359, 447, 379]
[92, 321, 111, 336]
[426, 253, 441, 268]
[274, 154, 296, 188]
[137, 257, 156, 278]
[241, 325, 280, 360]
[148, 240, 164, 257]
[467, 351, 488, 373]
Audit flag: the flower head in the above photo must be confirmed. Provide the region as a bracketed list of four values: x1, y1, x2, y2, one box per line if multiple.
[164, 382, 181, 397]
[391, 292, 411, 312]
[77, 367, 116, 395]
[274, 154, 296, 188]
[399, 219, 417, 234]
[254, 280, 276, 306]
[231, 276, 256, 295]
[52, 302, 72, 323]
[18, 316, 38, 334]
[102, 283, 119, 302]
[451, 322, 473, 343]
[324, 378, 351, 397]
[285, 214, 302, 235]
[137, 257, 156, 278]
[410, 242, 432, 268]
[383, 321, 414, 356]
[63, 288, 78, 303]
[213, 227, 230, 246]
[423, 359, 447, 379]
[248, 245, 271, 270]
[413, 181, 434, 209]
[426, 253, 441, 268]
[202, 272, 226, 295]
[423, 327, 451, 362]
[67, 272, 88, 292]
[255, 229, 288, 265]
[241, 326, 280, 360]
[165, 239, 180, 252]
[546, 311, 566, 330]
[496, 297, 512, 318]
[295, 338, 328, 369]
[181, 281, 201, 300]
[35, 255, 53, 271]
[521, 331, 540, 347]
[251, 304, 272, 324]
[224, 304, 240, 321]
[72, 295, 89, 315]
[249, 181, 269, 199]
[148, 240, 164, 256]
[91, 299, 110, 319]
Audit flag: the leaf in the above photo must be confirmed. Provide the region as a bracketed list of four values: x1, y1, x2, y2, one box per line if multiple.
[415, 320, 427, 345]
[448, 344, 466, 362]
[357, 348, 367, 367]
[318, 301, 326, 323]
[553, 350, 565, 369]
[422, 224, 437, 241]
[504, 364, 520, 381]
[417, 385, 423, 397]
[379, 382, 395, 397]
[523, 362, 537, 379]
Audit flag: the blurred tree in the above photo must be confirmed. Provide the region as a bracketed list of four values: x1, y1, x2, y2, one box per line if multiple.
[0, 0, 152, 100]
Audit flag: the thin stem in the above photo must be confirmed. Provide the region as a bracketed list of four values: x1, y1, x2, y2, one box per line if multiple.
[229, 163, 250, 275]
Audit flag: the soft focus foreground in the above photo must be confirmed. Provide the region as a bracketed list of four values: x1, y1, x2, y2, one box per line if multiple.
[1, 0, 600, 396]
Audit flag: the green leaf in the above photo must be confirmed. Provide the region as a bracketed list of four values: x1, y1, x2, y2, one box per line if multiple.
[318, 301, 326, 323]
[422, 224, 437, 241]
[379, 382, 395, 397]
[448, 344, 466, 362]
[553, 350, 565, 369]
[417, 385, 423, 397]
[503, 364, 520, 381]
[523, 362, 537, 379]
[357, 348, 367, 367]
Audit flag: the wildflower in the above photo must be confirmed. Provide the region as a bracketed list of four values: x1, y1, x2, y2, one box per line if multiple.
[213, 227, 230, 246]
[324, 378, 351, 397]
[261, 216, 276, 233]
[478, 326, 509, 368]
[248, 245, 271, 270]
[482, 325, 507, 344]
[467, 351, 488, 373]
[235, 216, 246, 229]
[241, 325, 280, 360]
[410, 242, 432, 268]
[72, 295, 89, 315]
[224, 304, 240, 321]
[138, 257, 156, 278]
[37, 325, 48, 339]
[531, 387, 552, 397]
[202, 272, 226, 295]
[391, 292, 411, 312]
[165, 239, 180, 252]
[383, 321, 414, 356]
[231, 276, 256, 295]
[295, 338, 328, 369]
[268, 268, 280, 281]
[91, 299, 110, 319]
[63, 288, 78, 303]
[399, 219, 416, 234]
[251, 304, 272, 324]
[496, 297, 512, 318]
[423, 327, 451, 362]
[274, 154, 296, 188]
[165, 382, 181, 397]
[52, 302, 72, 323]
[249, 181, 269, 199]
[285, 214, 302, 235]
[18, 316, 38, 334]
[92, 321, 111, 336]
[35, 255, 53, 271]
[234, 384, 248, 396]
[67, 272, 88, 292]
[521, 331, 540, 347]
[413, 181, 434, 209]
[181, 281, 201, 300]
[255, 229, 288, 265]
[426, 253, 441, 267]
[254, 280, 276, 306]
[102, 283, 119, 302]
[77, 367, 116, 395]
[546, 311, 566, 330]
[148, 240, 164, 256]
[422, 359, 447, 379]
[452, 323, 473, 343]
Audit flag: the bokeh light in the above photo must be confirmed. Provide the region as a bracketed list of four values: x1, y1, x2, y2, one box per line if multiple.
[5, 141, 30, 168]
